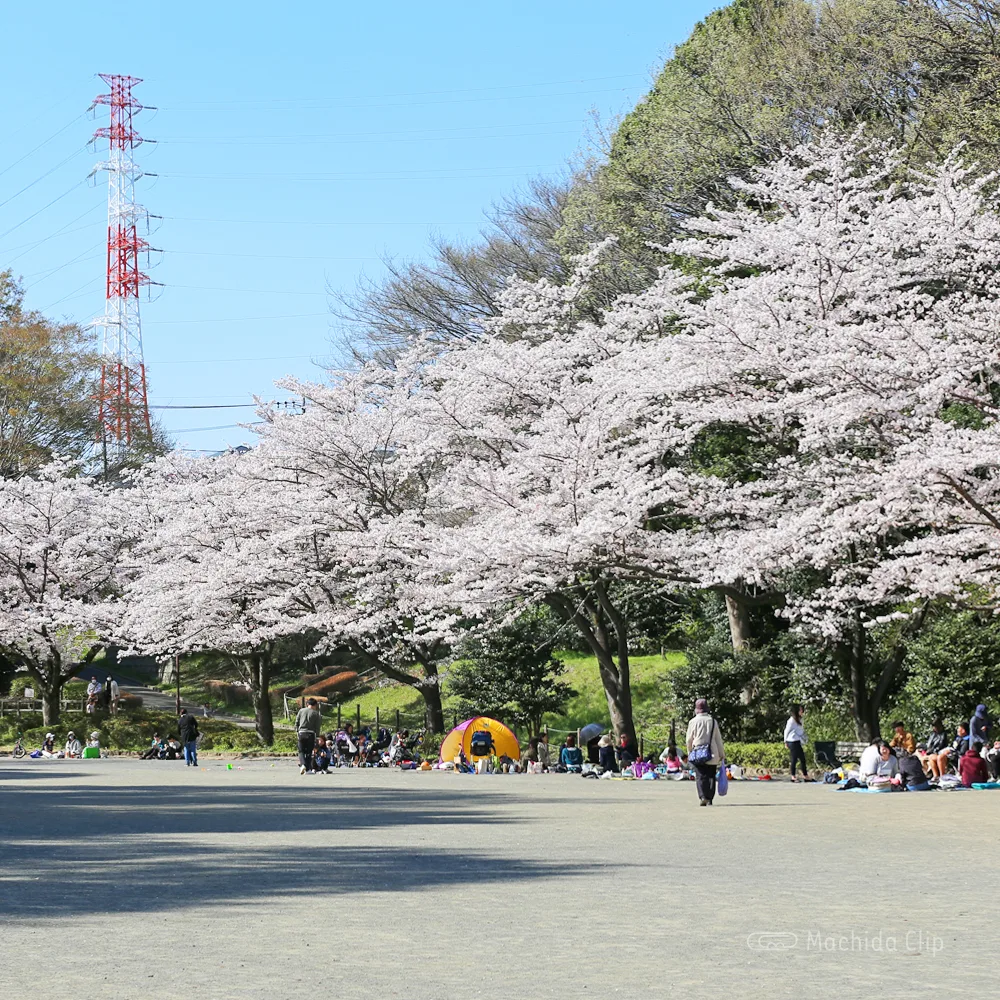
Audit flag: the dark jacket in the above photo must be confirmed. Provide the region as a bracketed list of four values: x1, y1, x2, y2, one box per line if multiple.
[178, 712, 199, 742]
[898, 754, 928, 788]
[925, 730, 948, 754]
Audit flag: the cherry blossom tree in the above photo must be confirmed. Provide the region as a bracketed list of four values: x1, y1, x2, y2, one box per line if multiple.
[247, 364, 463, 734]
[0, 462, 127, 724]
[121, 453, 305, 744]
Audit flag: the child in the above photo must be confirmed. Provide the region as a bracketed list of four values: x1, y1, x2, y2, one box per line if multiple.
[661, 745, 685, 776]
[40, 733, 57, 758]
[313, 735, 331, 773]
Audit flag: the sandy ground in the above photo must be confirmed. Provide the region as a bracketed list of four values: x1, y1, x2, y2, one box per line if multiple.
[0, 759, 995, 999]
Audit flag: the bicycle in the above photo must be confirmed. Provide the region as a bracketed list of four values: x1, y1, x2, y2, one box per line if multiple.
[11, 733, 26, 759]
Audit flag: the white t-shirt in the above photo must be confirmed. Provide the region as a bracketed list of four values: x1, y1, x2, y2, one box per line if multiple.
[859, 744, 880, 777]
[783, 717, 806, 743]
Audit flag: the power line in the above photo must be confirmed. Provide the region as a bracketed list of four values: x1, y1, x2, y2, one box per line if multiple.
[158, 128, 581, 147]
[147, 353, 333, 365]
[150, 403, 262, 409]
[171, 422, 265, 433]
[145, 312, 328, 326]
[169, 283, 326, 296]
[166, 249, 398, 261]
[157, 161, 556, 182]
[0, 115, 85, 180]
[0, 179, 86, 241]
[0, 203, 104, 263]
[160, 80, 642, 113]
[0, 147, 87, 211]
[163, 216, 480, 226]
[158, 117, 582, 143]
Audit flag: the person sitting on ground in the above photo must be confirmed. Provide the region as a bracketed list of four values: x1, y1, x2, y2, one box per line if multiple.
[898, 751, 931, 791]
[960, 741, 990, 787]
[616, 733, 638, 769]
[40, 733, 57, 758]
[163, 736, 182, 760]
[336, 723, 360, 765]
[86, 731, 101, 753]
[141, 734, 162, 760]
[970, 704, 991, 747]
[63, 731, 82, 759]
[660, 745, 685, 775]
[536, 733, 551, 769]
[871, 742, 899, 781]
[858, 738, 882, 779]
[932, 724, 969, 779]
[520, 737, 539, 773]
[312, 735, 331, 773]
[986, 740, 1000, 781]
[560, 734, 584, 773]
[889, 721, 916, 755]
[598, 734, 617, 773]
[921, 719, 949, 775]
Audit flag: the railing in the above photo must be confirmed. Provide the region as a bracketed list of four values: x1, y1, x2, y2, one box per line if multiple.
[0, 697, 86, 716]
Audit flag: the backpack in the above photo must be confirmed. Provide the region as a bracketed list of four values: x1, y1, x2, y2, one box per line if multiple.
[469, 731, 494, 757]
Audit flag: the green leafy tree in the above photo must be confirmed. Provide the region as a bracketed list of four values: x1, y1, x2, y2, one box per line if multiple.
[0, 270, 100, 476]
[450, 610, 576, 737]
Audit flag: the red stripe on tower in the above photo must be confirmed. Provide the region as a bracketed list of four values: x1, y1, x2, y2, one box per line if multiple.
[92, 74, 153, 449]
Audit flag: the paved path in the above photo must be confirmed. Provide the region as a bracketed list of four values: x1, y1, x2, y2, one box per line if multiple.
[0, 761, 994, 999]
[74, 665, 261, 729]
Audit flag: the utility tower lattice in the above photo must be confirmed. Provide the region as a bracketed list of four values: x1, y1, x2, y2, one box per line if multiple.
[91, 73, 155, 451]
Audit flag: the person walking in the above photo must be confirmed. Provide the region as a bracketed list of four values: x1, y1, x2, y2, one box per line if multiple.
[178, 707, 199, 767]
[685, 698, 725, 806]
[295, 697, 322, 775]
[783, 705, 811, 782]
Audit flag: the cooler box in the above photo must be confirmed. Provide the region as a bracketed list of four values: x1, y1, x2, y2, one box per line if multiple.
[82, 747, 100, 759]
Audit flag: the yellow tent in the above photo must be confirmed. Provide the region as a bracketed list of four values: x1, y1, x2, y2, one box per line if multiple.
[439, 716, 520, 762]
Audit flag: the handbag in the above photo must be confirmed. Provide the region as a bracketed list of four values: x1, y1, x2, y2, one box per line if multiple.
[688, 718, 716, 764]
[717, 761, 729, 796]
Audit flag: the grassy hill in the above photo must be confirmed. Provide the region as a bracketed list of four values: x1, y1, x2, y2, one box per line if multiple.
[329, 650, 686, 740]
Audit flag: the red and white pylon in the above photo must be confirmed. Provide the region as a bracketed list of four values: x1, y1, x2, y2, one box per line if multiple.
[90, 73, 154, 454]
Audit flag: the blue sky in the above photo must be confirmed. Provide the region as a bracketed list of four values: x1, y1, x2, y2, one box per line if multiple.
[1, 0, 721, 452]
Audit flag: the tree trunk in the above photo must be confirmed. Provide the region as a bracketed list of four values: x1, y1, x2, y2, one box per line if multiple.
[419, 673, 445, 733]
[40, 673, 62, 727]
[546, 583, 637, 746]
[725, 594, 753, 651]
[248, 650, 274, 745]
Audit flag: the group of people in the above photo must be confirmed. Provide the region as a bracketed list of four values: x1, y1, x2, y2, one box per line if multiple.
[785, 702, 1000, 791]
[139, 707, 201, 767]
[85, 675, 121, 715]
[294, 698, 424, 773]
[32, 730, 101, 759]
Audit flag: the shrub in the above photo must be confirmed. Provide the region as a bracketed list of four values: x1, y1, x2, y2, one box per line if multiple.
[723, 742, 819, 772]
[301, 671, 358, 698]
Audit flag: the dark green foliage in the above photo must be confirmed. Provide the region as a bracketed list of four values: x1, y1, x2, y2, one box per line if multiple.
[668, 639, 794, 741]
[894, 608, 1000, 734]
[450, 609, 576, 737]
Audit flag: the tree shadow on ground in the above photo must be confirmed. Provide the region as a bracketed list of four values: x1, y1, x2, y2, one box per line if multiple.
[0, 775, 600, 918]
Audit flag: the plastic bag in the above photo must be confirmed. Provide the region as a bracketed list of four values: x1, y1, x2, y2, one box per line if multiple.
[717, 761, 729, 797]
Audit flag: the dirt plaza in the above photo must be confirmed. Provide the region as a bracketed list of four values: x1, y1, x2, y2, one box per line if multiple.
[0, 759, 993, 999]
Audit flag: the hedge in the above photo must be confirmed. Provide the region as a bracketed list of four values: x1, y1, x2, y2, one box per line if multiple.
[722, 742, 819, 771]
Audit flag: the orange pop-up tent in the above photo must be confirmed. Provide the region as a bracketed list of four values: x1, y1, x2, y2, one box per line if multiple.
[439, 716, 520, 762]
